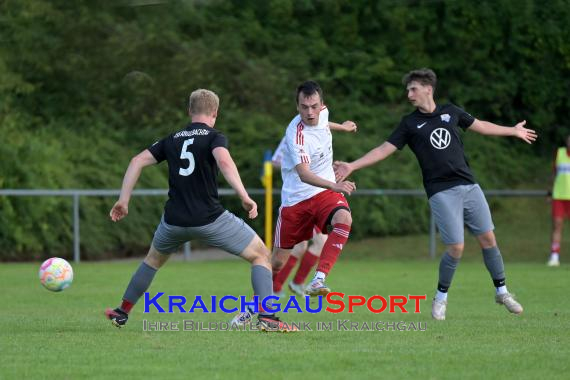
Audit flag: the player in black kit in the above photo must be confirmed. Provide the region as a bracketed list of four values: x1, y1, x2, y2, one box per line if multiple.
[334, 68, 537, 320]
[105, 89, 296, 332]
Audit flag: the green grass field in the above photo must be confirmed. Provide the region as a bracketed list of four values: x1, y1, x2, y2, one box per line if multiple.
[1, 255, 569, 380]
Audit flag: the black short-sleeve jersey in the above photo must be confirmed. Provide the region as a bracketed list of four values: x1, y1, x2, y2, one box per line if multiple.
[387, 103, 476, 198]
[148, 122, 228, 227]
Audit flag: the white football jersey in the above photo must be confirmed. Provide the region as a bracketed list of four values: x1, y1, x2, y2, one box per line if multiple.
[280, 106, 335, 206]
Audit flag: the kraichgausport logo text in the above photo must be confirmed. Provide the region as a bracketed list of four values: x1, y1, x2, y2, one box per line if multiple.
[143, 292, 427, 314]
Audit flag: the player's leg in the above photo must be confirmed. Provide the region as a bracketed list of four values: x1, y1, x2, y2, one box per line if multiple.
[429, 186, 466, 320]
[306, 191, 352, 296]
[273, 240, 307, 296]
[292, 240, 310, 258]
[239, 239, 299, 331]
[271, 201, 313, 276]
[229, 236, 295, 331]
[271, 247, 295, 296]
[105, 216, 180, 327]
[475, 230, 522, 315]
[548, 200, 565, 266]
[289, 230, 326, 295]
[549, 217, 563, 266]
[199, 211, 296, 332]
[122, 245, 170, 309]
[238, 235, 276, 315]
[196, 212, 274, 315]
[466, 185, 523, 315]
[307, 230, 327, 258]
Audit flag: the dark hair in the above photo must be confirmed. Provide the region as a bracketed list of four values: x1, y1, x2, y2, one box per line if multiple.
[296, 81, 323, 104]
[402, 68, 437, 90]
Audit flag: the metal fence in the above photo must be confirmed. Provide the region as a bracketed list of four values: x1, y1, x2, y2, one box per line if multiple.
[0, 188, 548, 262]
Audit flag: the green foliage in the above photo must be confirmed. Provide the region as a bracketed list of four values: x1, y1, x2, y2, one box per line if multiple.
[0, 0, 566, 259]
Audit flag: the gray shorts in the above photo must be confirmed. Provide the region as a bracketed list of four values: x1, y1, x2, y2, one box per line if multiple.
[151, 211, 256, 255]
[428, 184, 494, 245]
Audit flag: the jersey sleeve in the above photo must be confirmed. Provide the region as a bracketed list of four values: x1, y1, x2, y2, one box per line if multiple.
[451, 104, 475, 129]
[272, 136, 287, 165]
[285, 123, 311, 166]
[148, 138, 167, 163]
[210, 132, 228, 150]
[387, 118, 410, 150]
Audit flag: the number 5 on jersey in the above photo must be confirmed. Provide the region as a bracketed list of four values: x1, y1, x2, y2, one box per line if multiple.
[179, 138, 195, 176]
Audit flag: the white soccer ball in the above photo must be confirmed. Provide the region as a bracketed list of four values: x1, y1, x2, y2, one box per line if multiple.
[39, 257, 74, 292]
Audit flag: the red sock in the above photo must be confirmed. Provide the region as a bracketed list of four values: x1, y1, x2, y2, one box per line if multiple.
[551, 242, 561, 254]
[317, 223, 350, 274]
[273, 256, 298, 292]
[293, 250, 319, 284]
[120, 299, 134, 314]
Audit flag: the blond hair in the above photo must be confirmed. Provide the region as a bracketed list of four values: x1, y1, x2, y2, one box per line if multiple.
[189, 89, 219, 116]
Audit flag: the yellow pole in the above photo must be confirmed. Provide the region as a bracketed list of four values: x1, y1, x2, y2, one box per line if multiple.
[263, 150, 273, 249]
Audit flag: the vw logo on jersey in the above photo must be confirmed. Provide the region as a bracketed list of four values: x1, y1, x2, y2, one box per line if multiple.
[430, 128, 451, 150]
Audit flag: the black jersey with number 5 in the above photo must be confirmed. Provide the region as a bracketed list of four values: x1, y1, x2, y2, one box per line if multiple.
[148, 122, 228, 227]
[387, 104, 476, 198]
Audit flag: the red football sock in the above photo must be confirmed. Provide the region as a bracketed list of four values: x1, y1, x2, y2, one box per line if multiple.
[273, 255, 298, 292]
[317, 223, 350, 274]
[120, 299, 134, 314]
[293, 250, 319, 284]
[551, 242, 561, 254]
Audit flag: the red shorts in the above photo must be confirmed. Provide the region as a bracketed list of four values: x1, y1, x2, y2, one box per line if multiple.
[552, 199, 570, 219]
[274, 190, 350, 249]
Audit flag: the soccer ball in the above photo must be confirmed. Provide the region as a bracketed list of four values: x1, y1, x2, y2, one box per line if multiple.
[39, 257, 74, 292]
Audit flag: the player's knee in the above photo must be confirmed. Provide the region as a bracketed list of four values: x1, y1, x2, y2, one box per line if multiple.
[240, 236, 270, 265]
[252, 254, 270, 268]
[271, 248, 289, 271]
[554, 218, 564, 230]
[271, 256, 285, 272]
[255, 244, 270, 258]
[448, 244, 464, 258]
[144, 246, 170, 269]
[291, 241, 308, 257]
[477, 231, 496, 248]
[332, 209, 352, 226]
[310, 234, 326, 253]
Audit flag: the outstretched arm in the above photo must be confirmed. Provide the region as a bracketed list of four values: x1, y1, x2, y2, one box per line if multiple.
[334, 141, 398, 181]
[468, 119, 537, 144]
[110, 149, 157, 222]
[212, 147, 258, 219]
[329, 120, 357, 133]
[295, 163, 356, 195]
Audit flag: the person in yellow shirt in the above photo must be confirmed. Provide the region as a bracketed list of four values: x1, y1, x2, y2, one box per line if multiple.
[548, 135, 570, 267]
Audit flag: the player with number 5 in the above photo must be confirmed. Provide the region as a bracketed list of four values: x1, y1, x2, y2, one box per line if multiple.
[105, 89, 296, 332]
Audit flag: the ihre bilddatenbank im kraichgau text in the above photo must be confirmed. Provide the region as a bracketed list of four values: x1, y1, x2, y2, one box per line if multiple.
[141, 291, 428, 332]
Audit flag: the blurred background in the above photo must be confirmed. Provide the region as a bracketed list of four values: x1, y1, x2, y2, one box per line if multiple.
[1, 0, 568, 260]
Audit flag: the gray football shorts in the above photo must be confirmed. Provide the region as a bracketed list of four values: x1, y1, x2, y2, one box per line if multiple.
[151, 211, 256, 255]
[428, 184, 495, 245]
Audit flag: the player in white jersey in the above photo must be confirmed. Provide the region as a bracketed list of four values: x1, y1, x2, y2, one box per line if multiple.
[271, 116, 357, 297]
[272, 81, 356, 296]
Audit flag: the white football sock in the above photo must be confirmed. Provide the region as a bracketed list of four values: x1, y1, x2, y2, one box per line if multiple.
[314, 271, 326, 281]
[496, 285, 508, 295]
[435, 290, 448, 301]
